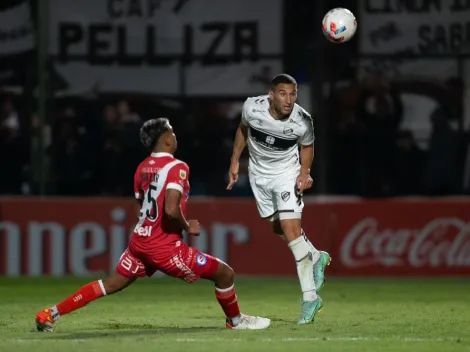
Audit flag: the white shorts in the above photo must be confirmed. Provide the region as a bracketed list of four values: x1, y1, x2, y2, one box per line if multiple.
[249, 170, 304, 221]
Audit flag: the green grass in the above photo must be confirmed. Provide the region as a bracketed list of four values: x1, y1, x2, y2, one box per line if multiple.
[0, 277, 469, 352]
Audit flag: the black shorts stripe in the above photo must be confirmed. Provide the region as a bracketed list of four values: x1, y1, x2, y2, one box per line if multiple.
[261, 210, 278, 219]
[249, 126, 297, 151]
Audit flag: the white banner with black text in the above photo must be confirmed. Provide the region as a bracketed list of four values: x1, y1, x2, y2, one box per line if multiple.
[0, 0, 35, 86]
[358, 0, 470, 135]
[359, 0, 470, 77]
[48, 0, 283, 96]
[0, 0, 35, 56]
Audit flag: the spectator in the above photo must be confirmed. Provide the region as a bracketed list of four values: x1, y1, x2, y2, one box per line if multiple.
[423, 107, 463, 195]
[356, 74, 403, 197]
[0, 96, 25, 194]
[392, 130, 425, 196]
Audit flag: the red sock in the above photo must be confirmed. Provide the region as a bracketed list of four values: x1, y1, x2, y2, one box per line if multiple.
[215, 285, 241, 319]
[53, 280, 106, 317]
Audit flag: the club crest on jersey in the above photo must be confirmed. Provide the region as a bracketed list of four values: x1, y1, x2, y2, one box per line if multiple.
[196, 253, 207, 266]
[283, 127, 294, 135]
[253, 118, 263, 125]
[179, 169, 187, 180]
[281, 191, 291, 202]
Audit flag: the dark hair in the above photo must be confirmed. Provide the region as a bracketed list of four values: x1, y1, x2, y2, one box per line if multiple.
[271, 73, 297, 87]
[139, 118, 171, 149]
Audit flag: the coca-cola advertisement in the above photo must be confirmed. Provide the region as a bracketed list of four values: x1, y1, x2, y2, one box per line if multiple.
[0, 197, 469, 277]
[332, 200, 470, 276]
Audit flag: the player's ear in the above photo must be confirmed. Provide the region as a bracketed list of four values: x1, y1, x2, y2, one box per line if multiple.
[163, 131, 172, 146]
[268, 89, 274, 100]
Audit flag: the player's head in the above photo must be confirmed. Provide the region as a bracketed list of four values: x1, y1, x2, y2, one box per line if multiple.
[139, 118, 177, 154]
[268, 73, 297, 118]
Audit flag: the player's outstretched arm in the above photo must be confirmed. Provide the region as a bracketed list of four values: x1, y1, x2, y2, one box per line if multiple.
[227, 124, 248, 190]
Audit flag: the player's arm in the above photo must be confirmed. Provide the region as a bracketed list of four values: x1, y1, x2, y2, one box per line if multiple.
[164, 189, 190, 232]
[231, 99, 250, 165]
[133, 165, 143, 219]
[299, 143, 314, 176]
[297, 112, 315, 192]
[227, 101, 249, 190]
[230, 124, 248, 164]
[164, 163, 199, 235]
[135, 199, 143, 219]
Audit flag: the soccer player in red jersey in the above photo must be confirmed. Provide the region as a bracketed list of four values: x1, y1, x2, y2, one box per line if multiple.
[35, 118, 270, 331]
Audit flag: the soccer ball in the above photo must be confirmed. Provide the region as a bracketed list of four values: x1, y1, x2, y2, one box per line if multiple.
[322, 8, 357, 43]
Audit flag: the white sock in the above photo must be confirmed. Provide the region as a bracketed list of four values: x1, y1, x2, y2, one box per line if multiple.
[288, 236, 317, 301]
[50, 305, 60, 321]
[230, 315, 242, 326]
[301, 229, 320, 263]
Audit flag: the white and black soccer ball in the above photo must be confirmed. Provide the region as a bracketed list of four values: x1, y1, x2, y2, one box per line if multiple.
[322, 8, 357, 43]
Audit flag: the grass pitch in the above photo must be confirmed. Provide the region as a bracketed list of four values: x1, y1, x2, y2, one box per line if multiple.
[0, 277, 468, 352]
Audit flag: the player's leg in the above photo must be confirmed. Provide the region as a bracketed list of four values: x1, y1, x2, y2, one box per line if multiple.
[35, 273, 136, 332]
[35, 248, 145, 332]
[203, 258, 270, 330]
[272, 177, 325, 325]
[248, 173, 278, 221]
[278, 215, 323, 325]
[271, 219, 330, 291]
[157, 244, 270, 330]
[272, 174, 331, 291]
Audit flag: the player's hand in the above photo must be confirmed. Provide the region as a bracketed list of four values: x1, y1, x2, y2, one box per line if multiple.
[296, 171, 313, 194]
[226, 162, 239, 190]
[187, 220, 200, 236]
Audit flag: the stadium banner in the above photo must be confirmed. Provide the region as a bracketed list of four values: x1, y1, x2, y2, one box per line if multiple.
[0, 0, 34, 56]
[47, 0, 282, 96]
[0, 0, 36, 86]
[1, 198, 469, 277]
[359, 0, 470, 75]
[358, 0, 470, 146]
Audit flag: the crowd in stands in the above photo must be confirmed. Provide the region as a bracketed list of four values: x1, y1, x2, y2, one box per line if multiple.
[0, 75, 468, 198]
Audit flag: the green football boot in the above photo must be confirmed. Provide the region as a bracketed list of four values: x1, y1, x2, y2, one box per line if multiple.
[297, 296, 323, 325]
[314, 251, 331, 291]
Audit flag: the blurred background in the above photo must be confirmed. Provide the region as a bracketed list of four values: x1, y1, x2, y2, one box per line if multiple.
[1, 0, 469, 278]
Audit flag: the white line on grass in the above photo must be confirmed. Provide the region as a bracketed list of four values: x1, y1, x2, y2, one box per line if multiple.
[12, 336, 455, 343]
[176, 337, 451, 343]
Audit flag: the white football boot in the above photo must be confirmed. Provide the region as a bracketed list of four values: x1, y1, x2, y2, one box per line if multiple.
[226, 313, 271, 330]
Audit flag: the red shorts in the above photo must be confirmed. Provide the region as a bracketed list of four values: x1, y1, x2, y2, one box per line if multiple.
[115, 240, 219, 283]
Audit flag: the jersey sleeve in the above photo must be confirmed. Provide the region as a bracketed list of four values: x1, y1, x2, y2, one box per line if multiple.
[299, 112, 315, 146]
[134, 164, 142, 200]
[166, 162, 190, 193]
[240, 99, 250, 126]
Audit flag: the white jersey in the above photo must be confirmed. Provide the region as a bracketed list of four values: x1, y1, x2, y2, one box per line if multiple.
[241, 95, 314, 176]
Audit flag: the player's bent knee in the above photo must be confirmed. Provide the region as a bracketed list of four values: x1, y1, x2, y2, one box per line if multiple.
[212, 262, 235, 289]
[220, 262, 235, 282]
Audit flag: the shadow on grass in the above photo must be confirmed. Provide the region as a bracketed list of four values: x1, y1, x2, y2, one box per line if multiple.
[30, 324, 220, 340]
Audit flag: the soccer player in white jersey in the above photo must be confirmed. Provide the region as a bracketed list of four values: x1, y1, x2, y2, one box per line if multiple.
[226, 73, 330, 325]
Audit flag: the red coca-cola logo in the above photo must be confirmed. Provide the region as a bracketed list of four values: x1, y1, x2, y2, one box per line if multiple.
[340, 218, 470, 268]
